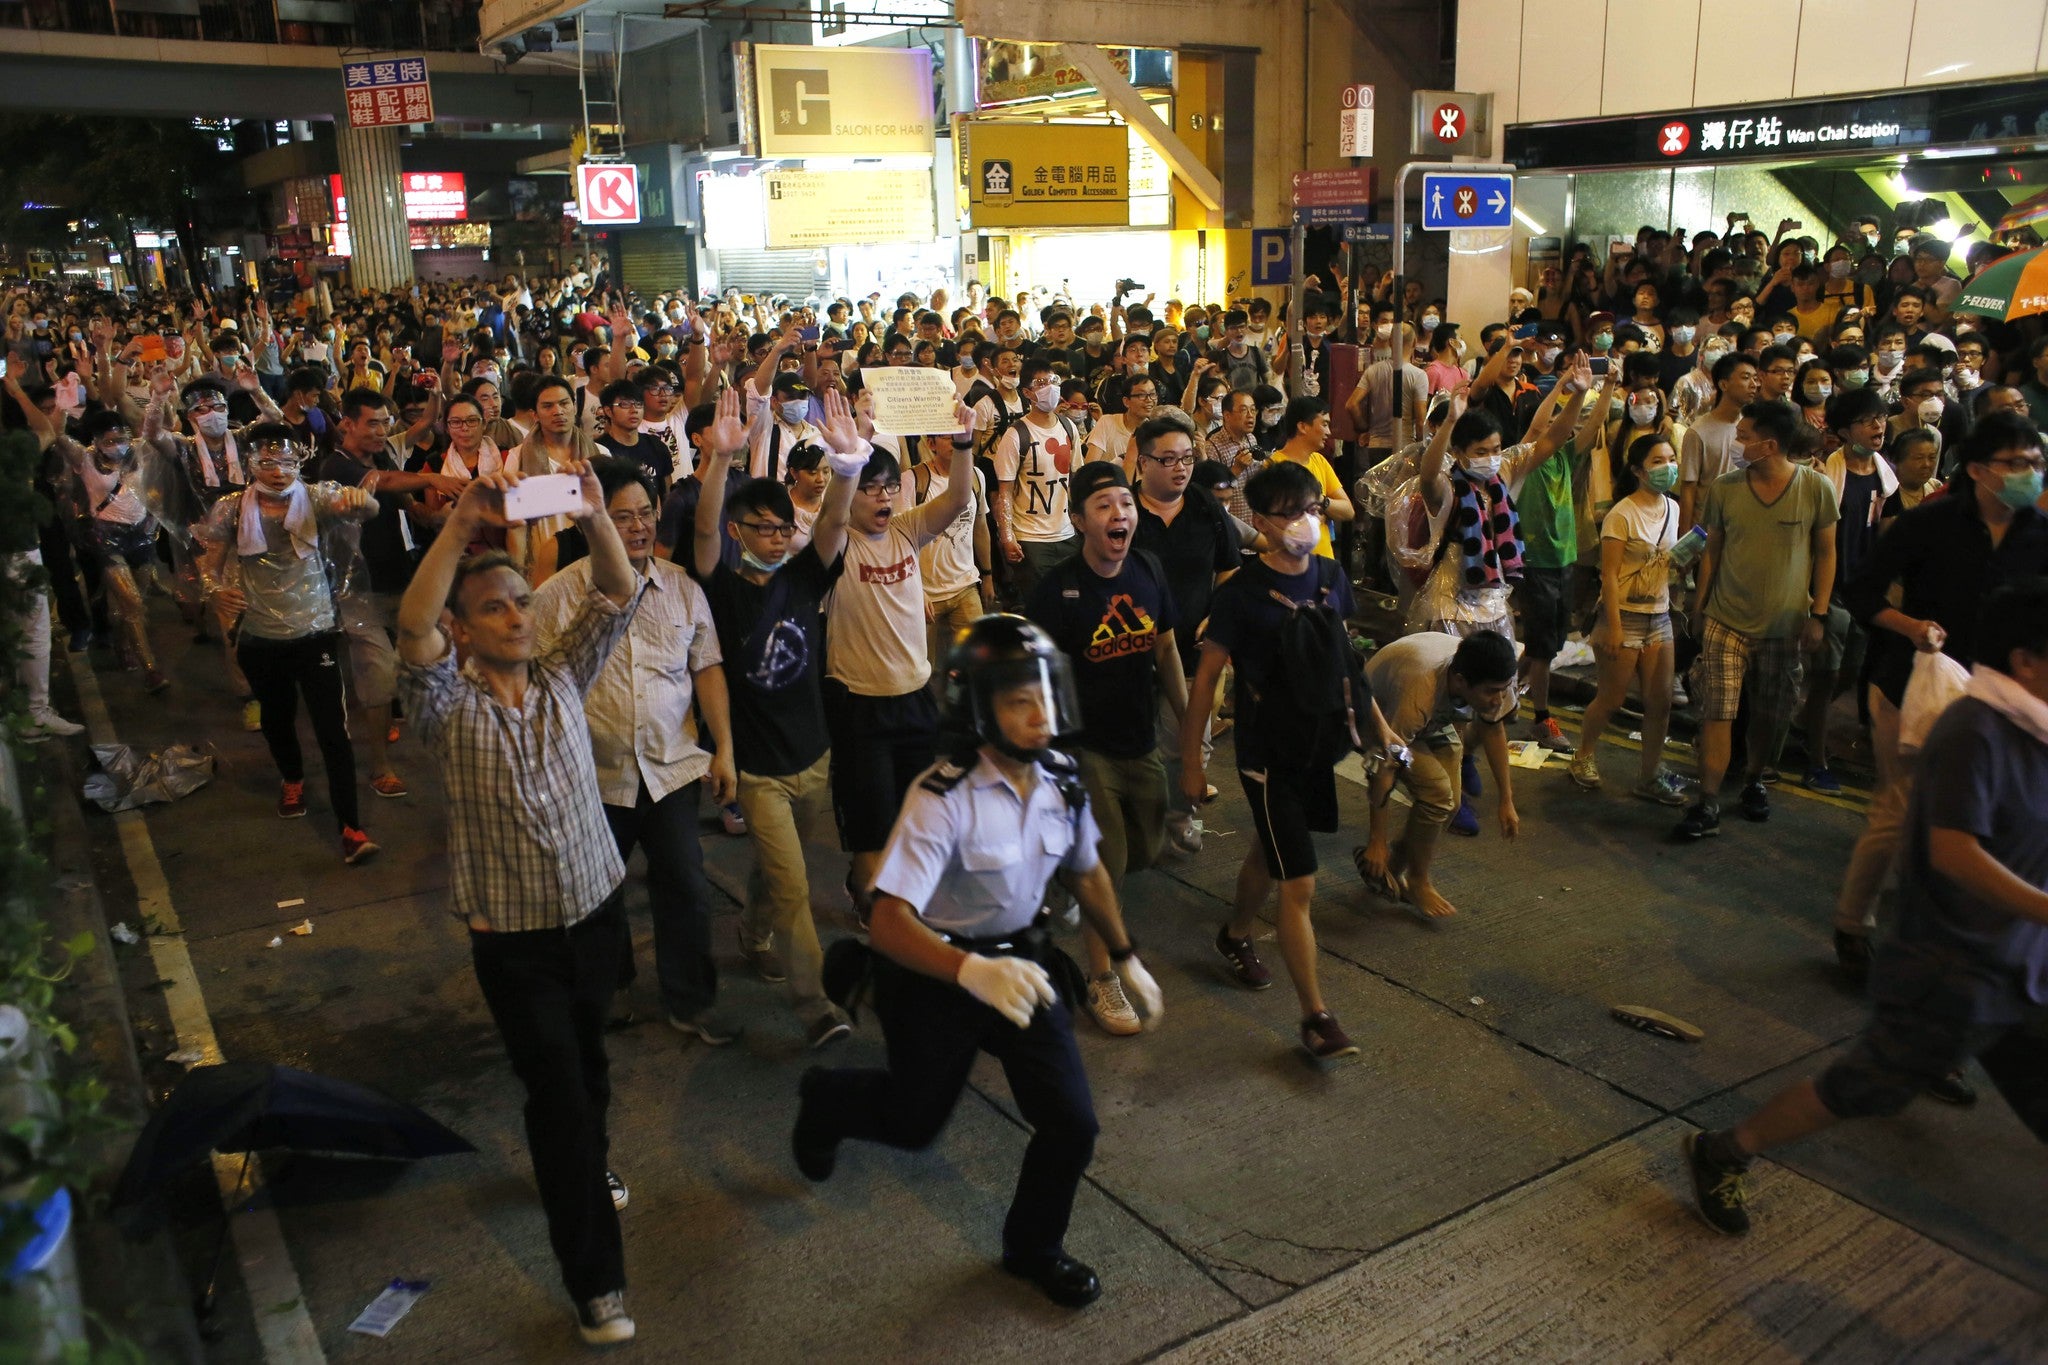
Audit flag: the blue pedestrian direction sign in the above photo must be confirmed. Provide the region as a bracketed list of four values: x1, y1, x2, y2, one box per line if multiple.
[1250, 229, 1292, 287]
[1420, 172, 1512, 230]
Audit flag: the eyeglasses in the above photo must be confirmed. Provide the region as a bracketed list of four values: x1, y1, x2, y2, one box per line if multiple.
[445, 416, 482, 429]
[738, 519, 796, 537]
[607, 508, 657, 528]
[1144, 452, 1196, 468]
[186, 401, 227, 416]
[859, 481, 903, 496]
[252, 455, 301, 473]
[641, 385, 673, 397]
[1990, 455, 2048, 472]
[1127, 390, 1158, 403]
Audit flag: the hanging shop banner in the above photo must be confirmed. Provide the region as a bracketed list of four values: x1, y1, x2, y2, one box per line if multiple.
[751, 44, 936, 157]
[964, 122, 1128, 228]
[974, 41, 1173, 107]
[341, 56, 433, 128]
[762, 169, 936, 248]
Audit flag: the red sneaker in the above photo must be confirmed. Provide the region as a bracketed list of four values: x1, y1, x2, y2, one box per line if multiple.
[277, 781, 308, 819]
[370, 772, 409, 799]
[341, 826, 380, 866]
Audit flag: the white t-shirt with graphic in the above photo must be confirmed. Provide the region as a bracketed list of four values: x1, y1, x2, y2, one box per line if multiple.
[993, 413, 1078, 545]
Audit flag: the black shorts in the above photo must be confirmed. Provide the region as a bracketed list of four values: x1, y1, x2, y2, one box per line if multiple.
[90, 518, 157, 571]
[1240, 762, 1338, 882]
[1516, 565, 1573, 659]
[822, 679, 940, 853]
[1817, 996, 2048, 1141]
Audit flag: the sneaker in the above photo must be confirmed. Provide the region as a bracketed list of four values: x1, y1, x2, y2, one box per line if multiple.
[1214, 925, 1273, 990]
[143, 668, 170, 694]
[1802, 765, 1842, 795]
[341, 826, 380, 866]
[370, 772, 409, 799]
[1529, 716, 1574, 753]
[1086, 972, 1143, 1037]
[1566, 751, 1601, 791]
[1460, 752, 1481, 798]
[22, 710, 85, 742]
[1630, 772, 1689, 806]
[1757, 766, 1781, 786]
[1448, 799, 1480, 836]
[805, 1013, 852, 1050]
[1670, 678, 1690, 708]
[1682, 1131, 1751, 1236]
[720, 802, 748, 836]
[792, 1066, 839, 1180]
[67, 627, 93, 653]
[739, 929, 785, 984]
[1927, 1071, 1978, 1106]
[669, 1009, 741, 1045]
[575, 1291, 635, 1346]
[1671, 801, 1721, 841]
[605, 1170, 629, 1211]
[240, 698, 261, 732]
[1300, 1011, 1360, 1062]
[1164, 809, 1203, 855]
[1834, 930, 1872, 987]
[277, 781, 308, 819]
[1738, 780, 1771, 822]
[386, 721, 401, 746]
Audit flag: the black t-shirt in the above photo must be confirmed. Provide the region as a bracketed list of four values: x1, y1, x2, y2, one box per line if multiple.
[1025, 550, 1178, 760]
[656, 466, 747, 570]
[315, 442, 418, 593]
[703, 544, 841, 777]
[1203, 554, 1355, 772]
[1837, 468, 1883, 590]
[1133, 486, 1238, 673]
[597, 429, 672, 487]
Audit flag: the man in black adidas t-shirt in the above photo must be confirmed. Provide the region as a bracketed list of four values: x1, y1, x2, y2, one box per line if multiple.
[1026, 462, 1188, 1039]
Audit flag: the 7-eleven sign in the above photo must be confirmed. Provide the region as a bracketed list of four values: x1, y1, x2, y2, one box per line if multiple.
[577, 163, 641, 225]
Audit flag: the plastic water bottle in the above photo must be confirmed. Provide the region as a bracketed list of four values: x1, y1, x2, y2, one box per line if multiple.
[1667, 525, 1708, 569]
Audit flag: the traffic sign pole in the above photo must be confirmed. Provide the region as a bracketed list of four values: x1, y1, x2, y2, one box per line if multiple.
[1391, 159, 1512, 448]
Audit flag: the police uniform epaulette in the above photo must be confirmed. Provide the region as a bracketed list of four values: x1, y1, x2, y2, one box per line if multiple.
[920, 755, 978, 795]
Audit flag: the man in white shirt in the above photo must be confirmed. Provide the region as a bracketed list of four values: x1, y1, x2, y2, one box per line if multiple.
[992, 358, 1084, 604]
[827, 399, 979, 922]
[1679, 351, 1757, 528]
[533, 457, 740, 1043]
[748, 373, 823, 483]
[908, 430, 993, 694]
[1084, 372, 1157, 476]
[635, 364, 692, 485]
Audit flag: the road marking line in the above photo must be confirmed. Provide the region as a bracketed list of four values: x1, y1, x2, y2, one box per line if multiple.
[66, 655, 328, 1365]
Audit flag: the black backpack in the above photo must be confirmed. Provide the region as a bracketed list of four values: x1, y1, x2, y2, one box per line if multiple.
[1250, 560, 1373, 771]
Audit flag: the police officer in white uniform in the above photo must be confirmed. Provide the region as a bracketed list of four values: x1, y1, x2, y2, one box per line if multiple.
[790, 616, 1163, 1307]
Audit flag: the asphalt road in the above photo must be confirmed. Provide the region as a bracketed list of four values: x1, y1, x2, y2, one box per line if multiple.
[52, 604, 2048, 1364]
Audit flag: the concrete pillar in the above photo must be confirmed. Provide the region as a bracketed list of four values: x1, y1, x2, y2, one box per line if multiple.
[336, 124, 413, 291]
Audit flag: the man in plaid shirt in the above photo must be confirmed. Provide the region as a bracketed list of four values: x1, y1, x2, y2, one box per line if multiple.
[395, 460, 646, 1347]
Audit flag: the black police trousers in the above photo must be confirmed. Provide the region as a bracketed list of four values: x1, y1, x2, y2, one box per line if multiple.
[807, 954, 1099, 1261]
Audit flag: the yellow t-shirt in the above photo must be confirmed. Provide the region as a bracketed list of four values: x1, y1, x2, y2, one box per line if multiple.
[1265, 447, 1344, 558]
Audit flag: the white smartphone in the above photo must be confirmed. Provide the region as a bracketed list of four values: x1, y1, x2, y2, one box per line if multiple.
[500, 473, 583, 523]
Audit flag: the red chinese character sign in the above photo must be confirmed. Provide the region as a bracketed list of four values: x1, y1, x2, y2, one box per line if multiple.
[577, 164, 641, 225]
[342, 57, 434, 129]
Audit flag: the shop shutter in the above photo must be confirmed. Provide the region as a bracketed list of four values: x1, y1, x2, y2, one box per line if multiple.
[709, 247, 822, 300]
[618, 228, 698, 298]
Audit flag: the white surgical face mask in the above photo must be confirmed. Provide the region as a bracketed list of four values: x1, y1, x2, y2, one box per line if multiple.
[1804, 381, 1832, 403]
[779, 400, 809, 425]
[1462, 452, 1502, 481]
[1627, 401, 1657, 426]
[1917, 397, 1943, 426]
[1273, 511, 1321, 557]
[195, 411, 230, 439]
[1375, 323, 1393, 341]
[1260, 404, 1286, 426]
[1772, 330, 1795, 344]
[1031, 384, 1060, 412]
[1420, 313, 1440, 331]
[1702, 345, 1729, 367]
[1955, 366, 1980, 389]
[1539, 345, 1562, 366]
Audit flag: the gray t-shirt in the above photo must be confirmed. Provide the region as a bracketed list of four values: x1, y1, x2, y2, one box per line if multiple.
[196, 483, 366, 640]
[1364, 631, 1461, 744]
[1702, 463, 1839, 639]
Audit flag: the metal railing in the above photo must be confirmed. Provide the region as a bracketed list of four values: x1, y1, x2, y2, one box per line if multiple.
[0, 0, 483, 52]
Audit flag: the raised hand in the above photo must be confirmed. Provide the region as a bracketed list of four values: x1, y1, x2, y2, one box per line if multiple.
[706, 386, 748, 455]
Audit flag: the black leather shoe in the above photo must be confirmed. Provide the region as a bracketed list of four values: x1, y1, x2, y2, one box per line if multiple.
[1002, 1252, 1102, 1308]
[1927, 1070, 1978, 1107]
[791, 1067, 839, 1181]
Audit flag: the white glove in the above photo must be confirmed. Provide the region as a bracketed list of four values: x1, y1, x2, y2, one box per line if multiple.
[825, 448, 870, 479]
[956, 953, 1055, 1028]
[1113, 953, 1163, 1028]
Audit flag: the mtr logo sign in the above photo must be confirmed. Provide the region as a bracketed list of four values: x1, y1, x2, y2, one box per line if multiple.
[577, 164, 641, 225]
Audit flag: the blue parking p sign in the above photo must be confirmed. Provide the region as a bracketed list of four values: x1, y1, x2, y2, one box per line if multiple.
[1250, 229, 1292, 287]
